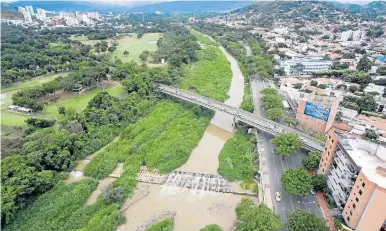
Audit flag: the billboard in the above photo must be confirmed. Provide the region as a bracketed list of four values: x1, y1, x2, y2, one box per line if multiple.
[304, 101, 331, 121]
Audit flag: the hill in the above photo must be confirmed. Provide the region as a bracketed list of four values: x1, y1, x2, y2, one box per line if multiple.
[230, 1, 386, 27]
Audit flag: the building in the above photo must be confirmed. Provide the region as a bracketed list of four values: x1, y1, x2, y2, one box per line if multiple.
[21, 8, 32, 23]
[340, 30, 364, 42]
[280, 57, 333, 75]
[7, 105, 33, 114]
[364, 83, 385, 96]
[27, 6, 34, 16]
[296, 93, 340, 133]
[319, 130, 386, 231]
[36, 8, 46, 20]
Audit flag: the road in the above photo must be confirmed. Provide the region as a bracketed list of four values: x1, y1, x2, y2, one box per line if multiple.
[250, 76, 323, 229]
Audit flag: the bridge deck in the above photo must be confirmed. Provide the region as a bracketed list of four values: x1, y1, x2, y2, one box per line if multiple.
[154, 83, 324, 152]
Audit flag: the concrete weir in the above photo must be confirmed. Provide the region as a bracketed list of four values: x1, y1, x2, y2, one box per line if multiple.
[136, 167, 257, 196]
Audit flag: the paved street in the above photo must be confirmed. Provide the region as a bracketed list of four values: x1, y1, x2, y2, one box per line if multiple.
[251, 76, 323, 230]
[245, 42, 323, 229]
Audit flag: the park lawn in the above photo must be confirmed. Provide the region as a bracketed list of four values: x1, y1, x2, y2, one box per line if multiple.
[1, 110, 30, 126]
[70, 35, 105, 46]
[111, 33, 162, 63]
[43, 85, 125, 119]
[2, 72, 71, 93]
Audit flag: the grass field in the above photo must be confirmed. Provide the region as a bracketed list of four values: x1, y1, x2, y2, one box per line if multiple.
[70, 35, 107, 46]
[1, 84, 125, 126]
[111, 33, 162, 63]
[43, 85, 125, 119]
[1, 72, 71, 111]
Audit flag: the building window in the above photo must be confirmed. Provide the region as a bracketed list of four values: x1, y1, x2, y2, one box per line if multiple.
[362, 182, 365, 187]
[350, 210, 352, 215]
[353, 204, 356, 209]
[331, 139, 334, 143]
[359, 190, 363, 195]
[356, 197, 359, 202]
[328, 151, 330, 156]
[347, 216, 350, 221]
[329, 135, 331, 139]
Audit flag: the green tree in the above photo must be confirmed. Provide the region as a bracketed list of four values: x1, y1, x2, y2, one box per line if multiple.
[376, 66, 386, 76]
[267, 108, 283, 121]
[310, 80, 318, 87]
[235, 198, 282, 231]
[281, 169, 313, 196]
[284, 117, 298, 126]
[302, 151, 322, 171]
[348, 85, 358, 93]
[58, 106, 66, 115]
[139, 50, 150, 63]
[123, 50, 129, 56]
[312, 175, 327, 193]
[271, 133, 302, 158]
[356, 56, 372, 72]
[287, 210, 328, 231]
[200, 224, 222, 231]
[363, 130, 378, 140]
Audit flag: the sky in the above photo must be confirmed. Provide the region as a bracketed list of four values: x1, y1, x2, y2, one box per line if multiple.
[2, 0, 378, 4]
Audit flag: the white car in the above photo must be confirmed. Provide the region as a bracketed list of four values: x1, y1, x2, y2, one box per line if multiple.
[275, 192, 282, 202]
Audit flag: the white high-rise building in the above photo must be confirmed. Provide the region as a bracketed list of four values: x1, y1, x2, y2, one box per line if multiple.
[22, 10, 32, 23]
[27, 6, 34, 16]
[17, 7, 25, 13]
[36, 8, 46, 20]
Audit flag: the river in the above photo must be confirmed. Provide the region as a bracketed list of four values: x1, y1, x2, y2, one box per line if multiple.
[118, 45, 246, 231]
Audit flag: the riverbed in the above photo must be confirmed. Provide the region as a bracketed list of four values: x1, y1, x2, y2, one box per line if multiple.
[119, 45, 246, 231]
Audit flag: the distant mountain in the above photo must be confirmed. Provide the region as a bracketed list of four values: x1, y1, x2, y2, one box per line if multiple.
[6, 1, 253, 13]
[127, 1, 253, 13]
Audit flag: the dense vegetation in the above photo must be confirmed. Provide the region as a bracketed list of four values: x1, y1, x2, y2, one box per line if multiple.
[3, 179, 98, 231]
[1, 24, 112, 86]
[271, 132, 302, 158]
[200, 224, 223, 231]
[145, 218, 174, 231]
[235, 198, 283, 231]
[2, 25, 200, 228]
[302, 151, 322, 171]
[85, 100, 211, 178]
[179, 46, 232, 101]
[281, 168, 313, 196]
[218, 126, 257, 181]
[287, 210, 329, 231]
[261, 88, 284, 121]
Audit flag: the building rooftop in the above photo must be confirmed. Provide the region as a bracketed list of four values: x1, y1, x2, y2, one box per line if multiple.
[339, 135, 386, 188]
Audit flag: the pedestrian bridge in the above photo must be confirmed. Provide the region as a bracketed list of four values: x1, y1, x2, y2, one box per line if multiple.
[154, 83, 324, 152]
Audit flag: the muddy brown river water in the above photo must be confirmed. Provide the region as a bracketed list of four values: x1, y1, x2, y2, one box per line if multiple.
[118, 45, 247, 231]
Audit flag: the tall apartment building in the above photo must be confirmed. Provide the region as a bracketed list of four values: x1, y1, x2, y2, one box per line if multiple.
[319, 129, 386, 231]
[36, 8, 46, 20]
[280, 57, 333, 76]
[27, 6, 34, 16]
[296, 93, 340, 133]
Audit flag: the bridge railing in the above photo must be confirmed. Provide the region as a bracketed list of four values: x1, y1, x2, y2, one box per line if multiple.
[154, 84, 324, 151]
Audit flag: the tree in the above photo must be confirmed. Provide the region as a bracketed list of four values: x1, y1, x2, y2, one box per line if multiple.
[267, 108, 283, 121]
[275, 67, 286, 76]
[287, 210, 328, 231]
[357, 95, 377, 112]
[271, 133, 302, 158]
[58, 106, 66, 115]
[363, 130, 378, 140]
[335, 111, 342, 122]
[310, 80, 318, 87]
[102, 185, 124, 204]
[376, 66, 386, 76]
[312, 175, 327, 193]
[284, 117, 298, 126]
[281, 169, 313, 196]
[123, 50, 129, 56]
[200, 224, 222, 231]
[302, 151, 321, 171]
[235, 198, 283, 231]
[348, 85, 358, 93]
[356, 56, 372, 72]
[139, 50, 150, 63]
